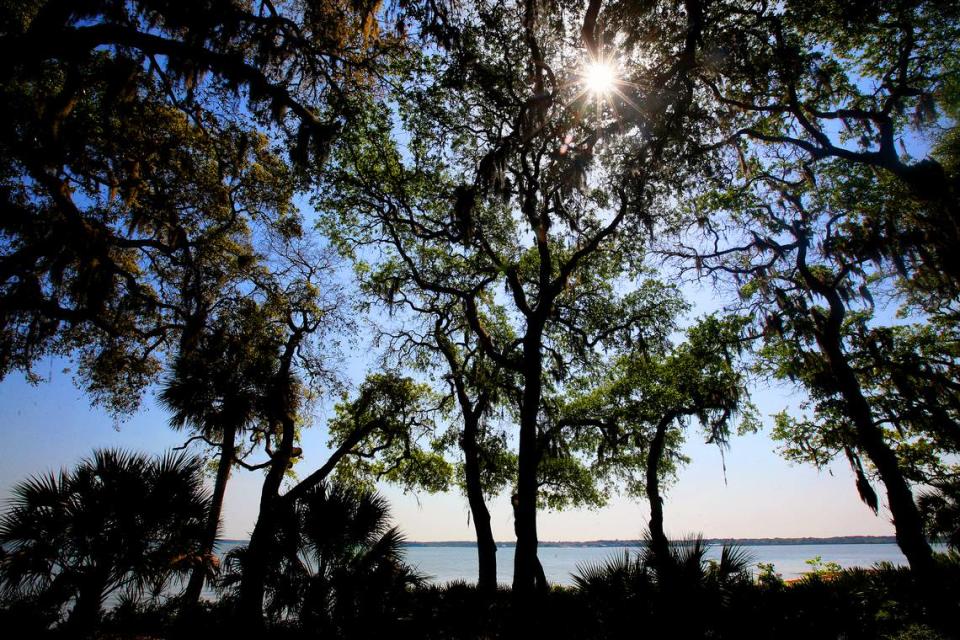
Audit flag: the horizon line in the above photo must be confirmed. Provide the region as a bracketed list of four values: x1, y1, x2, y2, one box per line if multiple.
[217, 534, 900, 546]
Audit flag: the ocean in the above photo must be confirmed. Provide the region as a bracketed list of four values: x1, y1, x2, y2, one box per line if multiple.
[214, 541, 935, 587]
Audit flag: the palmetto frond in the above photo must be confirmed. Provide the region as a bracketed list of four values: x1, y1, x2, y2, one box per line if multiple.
[0, 448, 212, 631]
[224, 480, 420, 632]
[715, 544, 753, 582]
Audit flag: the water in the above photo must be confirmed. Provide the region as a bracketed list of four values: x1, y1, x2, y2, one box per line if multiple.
[400, 543, 932, 586]
[197, 541, 941, 600]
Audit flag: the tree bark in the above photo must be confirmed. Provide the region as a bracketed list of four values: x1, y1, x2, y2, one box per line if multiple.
[183, 423, 236, 605]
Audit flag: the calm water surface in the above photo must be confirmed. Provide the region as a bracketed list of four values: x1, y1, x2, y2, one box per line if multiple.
[214, 541, 932, 587]
[401, 543, 932, 585]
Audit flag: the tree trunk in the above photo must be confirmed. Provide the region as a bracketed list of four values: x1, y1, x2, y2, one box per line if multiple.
[68, 571, 106, 634]
[796, 241, 936, 580]
[462, 411, 498, 594]
[513, 333, 545, 598]
[818, 331, 936, 578]
[183, 423, 236, 605]
[235, 363, 377, 629]
[645, 414, 674, 567]
[237, 414, 295, 629]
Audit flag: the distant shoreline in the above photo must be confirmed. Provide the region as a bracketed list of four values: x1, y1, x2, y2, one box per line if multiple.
[217, 535, 900, 547]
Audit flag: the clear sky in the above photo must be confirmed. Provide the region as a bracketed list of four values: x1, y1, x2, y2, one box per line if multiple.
[0, 352, 898, 542]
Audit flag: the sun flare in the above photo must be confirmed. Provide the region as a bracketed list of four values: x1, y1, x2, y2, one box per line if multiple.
[584, 61, 616, 95]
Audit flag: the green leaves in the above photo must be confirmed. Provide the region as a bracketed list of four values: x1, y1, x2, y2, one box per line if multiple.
[560, 314, 756, 499]
[329, 373, 454, 494]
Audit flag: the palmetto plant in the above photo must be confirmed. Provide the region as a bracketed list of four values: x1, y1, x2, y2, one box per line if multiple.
[219, 481, 423, 636]
[918, 478, 960, 550]
[0, 449, 211, 633]
[572, 534, 753, 638]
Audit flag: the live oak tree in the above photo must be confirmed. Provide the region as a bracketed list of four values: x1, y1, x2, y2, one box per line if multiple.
[236, 364, 447, 628]
[433, 314, 517, 594]
[678, 164, 959, 585]
[558, 315, 755, 568]
[607, 0, 960, 591]
[1, 1, 410, 619]
[0, 0, 392, 396]
[337, 233, 520, 593]
[365, 298, 516, 594]
[318, 0, 717, 601]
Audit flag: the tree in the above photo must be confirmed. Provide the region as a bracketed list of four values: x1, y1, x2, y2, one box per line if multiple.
[0, 0, 410, 406]
[560, 316, 755, 568]
[677, 164, 955, 584]
[158, 299, 282, 605]
[318, 0, 713, 601]
[346, 267, 517, 594]
[0, 7, 427, 621]
[681, 0, 960, 299]
[221, 481, 423, 637]
[0, 449, 211, 634]
[235, 362, 446, 628]
[432, 313, 517, 594]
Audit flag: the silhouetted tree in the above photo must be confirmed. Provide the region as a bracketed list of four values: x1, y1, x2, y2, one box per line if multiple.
[221, 481, 423, 637]
[0, 449, 211, 634]
[318, 0, 713, 603]
[666, 0, 960, 298]
[158, 300, 281, 605]
[676, 168, 954, 585]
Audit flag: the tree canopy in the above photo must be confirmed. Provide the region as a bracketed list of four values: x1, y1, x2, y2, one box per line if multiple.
[2, 0, 960, 633]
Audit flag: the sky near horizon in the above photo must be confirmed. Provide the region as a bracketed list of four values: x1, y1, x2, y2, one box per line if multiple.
[0, 349, 898, 543]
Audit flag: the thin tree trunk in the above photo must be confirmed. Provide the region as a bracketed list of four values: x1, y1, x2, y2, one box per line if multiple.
[462, 411, 498, 594]
[183, 423, 236, 605]
[435, 325, 499, 593]
[645, 414, 675, 567]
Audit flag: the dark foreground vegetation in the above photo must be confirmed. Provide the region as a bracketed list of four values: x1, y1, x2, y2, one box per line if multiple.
[2, 451, 959, 639]
[3, 0, 960, 637]
[4, 540, 960, 640]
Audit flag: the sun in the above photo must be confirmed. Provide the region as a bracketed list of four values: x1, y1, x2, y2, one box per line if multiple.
[584, 60, 616, 95]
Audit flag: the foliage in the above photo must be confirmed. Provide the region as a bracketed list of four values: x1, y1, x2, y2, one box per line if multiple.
[327, 372, 454, 493]
[571, 535, 753, 638]
[803, 555, 843, 577]
[562, 315, 757, 501]
[0, 449, 211, 632]
[315, 0, 728, 592]
[919, 478, 960, 549]
[680, 0, 960, 302]
[219, 481, 423, 637]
